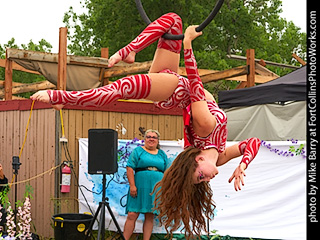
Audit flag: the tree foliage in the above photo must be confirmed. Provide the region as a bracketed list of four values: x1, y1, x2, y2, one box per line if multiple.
[62, 0, 306, 96]
[63, 0, 306, 62]
[1, 0, 306, 98]
[0, 38, 51, 83]
[0, 38, 51, 98]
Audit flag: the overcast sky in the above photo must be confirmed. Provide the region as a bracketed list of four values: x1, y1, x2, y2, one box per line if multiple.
[1, 0, 306, 53]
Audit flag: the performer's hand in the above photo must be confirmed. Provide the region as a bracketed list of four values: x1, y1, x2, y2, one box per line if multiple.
[228, 163, 246, 191]
[184, 25, 203, 41]
[30, 90, 50, 103]
[183, 25, 202, 49]
[130, 185, 138, 198]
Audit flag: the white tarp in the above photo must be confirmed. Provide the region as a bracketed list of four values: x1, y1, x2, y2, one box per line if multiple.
[78, 139, 306, 240]
[224, 101, 306, 141]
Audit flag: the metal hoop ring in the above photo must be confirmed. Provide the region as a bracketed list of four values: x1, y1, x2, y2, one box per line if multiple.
[135, 0, 225, 40]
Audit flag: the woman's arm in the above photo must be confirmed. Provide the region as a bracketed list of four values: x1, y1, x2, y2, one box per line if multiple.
[183, 26, 217, 137]
[126, 148, 141, 197]
[126, 167, 137, 197]
[217, 138, 261, 191]
[217, 143, 242, 167]
[217, 138, 261, 167]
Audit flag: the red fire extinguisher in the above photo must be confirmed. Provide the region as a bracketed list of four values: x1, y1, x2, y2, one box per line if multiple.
[61, 162, 71, 193]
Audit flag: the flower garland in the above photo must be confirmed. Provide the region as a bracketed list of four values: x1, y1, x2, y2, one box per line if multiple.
[261, 138, 306, 159]
[117, 138, 144, 164]
[113, 138, 144, 185]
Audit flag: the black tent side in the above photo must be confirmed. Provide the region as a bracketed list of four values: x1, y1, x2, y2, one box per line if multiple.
[218, 66, 306, 108]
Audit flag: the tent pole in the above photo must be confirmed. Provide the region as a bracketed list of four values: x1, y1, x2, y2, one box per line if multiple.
[246, 49, 255, 87]
[4, 50, 13, 100]
[100, 48, 109, 86]
[58, 27, 68, 90]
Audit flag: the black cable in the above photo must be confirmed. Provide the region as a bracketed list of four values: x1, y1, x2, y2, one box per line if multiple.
[79, 184, 103, 195]
[62, 142, 124, 239]
[120, 194, 127, 208]
[62, 142, 95, 216]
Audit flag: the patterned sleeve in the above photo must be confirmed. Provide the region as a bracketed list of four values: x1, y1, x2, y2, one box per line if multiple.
[238, 138, 261, 167]
[184, 49, 201, 84]
[183, 49, 206, 103]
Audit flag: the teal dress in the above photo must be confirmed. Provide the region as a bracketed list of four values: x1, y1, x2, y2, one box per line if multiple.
[126, 147, 169, 214]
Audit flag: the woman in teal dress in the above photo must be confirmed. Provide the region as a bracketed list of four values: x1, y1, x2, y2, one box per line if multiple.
[123, 129, 169, 240]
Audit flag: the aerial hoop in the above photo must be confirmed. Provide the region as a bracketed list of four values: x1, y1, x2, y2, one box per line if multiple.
[135, 0, 225, 40]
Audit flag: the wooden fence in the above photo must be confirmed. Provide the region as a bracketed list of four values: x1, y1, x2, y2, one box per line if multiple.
[0, 99, 183, 238]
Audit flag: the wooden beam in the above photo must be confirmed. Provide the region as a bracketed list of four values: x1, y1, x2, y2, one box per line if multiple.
[227, 54, 300, 69]
[104, 61, 153, 78]
[178, 67, 217, 76]
[236, 81, 247, 89]
[258, 59, 266, 67]
[178, 67, 276, 83]
[225, 74, 277, 84]
[200, 65, 248, 83]
[6, 48, 114, 68]
[0, 80, 25, 88]
[6, 48, 60, 63]
[4, 48, 278, 86]
[246, 49, 255, 87]
[255, 62, 279, 78]
[101, 48, 109, 85]
[0, 80, 56, 98]
[69, 55, 109, 67]
[292, 53, 306, 66]
[57, 27, 68, 90]
[4, 52, 13, 100]
[0, 59, 40, 75]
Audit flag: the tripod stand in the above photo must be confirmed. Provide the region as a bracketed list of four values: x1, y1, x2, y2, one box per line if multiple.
[86, 174, 125, 240]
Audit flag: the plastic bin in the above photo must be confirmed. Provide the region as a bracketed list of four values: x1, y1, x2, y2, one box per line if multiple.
[52, 213, 93, 240]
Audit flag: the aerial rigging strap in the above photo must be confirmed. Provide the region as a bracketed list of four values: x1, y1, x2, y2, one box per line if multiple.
[135, 0, 225, 40]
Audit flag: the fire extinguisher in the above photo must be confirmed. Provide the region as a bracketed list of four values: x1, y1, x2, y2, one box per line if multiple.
[61, 162, 71, 193]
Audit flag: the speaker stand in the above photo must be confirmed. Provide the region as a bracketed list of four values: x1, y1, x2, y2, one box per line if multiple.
[86, 174, 125, 240]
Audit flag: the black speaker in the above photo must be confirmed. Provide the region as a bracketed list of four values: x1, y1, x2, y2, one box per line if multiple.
[88, 129, 118, 174]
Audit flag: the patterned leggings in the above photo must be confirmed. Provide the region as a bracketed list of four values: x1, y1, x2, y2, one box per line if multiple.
[47, 13, 205, 109]
[47, 13, 184, 107]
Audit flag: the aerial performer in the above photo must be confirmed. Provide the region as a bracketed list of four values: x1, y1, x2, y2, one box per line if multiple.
[30, 12, 261, 239]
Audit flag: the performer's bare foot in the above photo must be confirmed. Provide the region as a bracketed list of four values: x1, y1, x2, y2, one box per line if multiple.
[108, 51, 136, 68]
[30, 90, 64, 110]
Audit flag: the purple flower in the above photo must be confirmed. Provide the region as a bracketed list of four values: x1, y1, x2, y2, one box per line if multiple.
[262, 140, 306, 159]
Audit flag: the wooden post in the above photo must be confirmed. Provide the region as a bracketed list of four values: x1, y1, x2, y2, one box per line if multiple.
[101, 48, 109, 85]
[58, 27, 68, 90]
[246, 49, 255, 87]
[4, 50, 13, 100]
[292, 53, 306, 66]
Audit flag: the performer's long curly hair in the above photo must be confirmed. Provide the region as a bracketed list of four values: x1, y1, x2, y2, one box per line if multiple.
[153, 147, 216, 240]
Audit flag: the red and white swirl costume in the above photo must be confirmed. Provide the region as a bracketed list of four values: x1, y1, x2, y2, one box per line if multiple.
[180, 49, 228, 153]
[47, 13, 183, 108]
[46, 12, 260, 164]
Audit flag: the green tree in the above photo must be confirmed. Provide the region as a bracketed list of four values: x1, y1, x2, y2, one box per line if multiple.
[0, 38, 52, 98]
[63, 0, 306, 98]
[64, 0, 305, 65]
[1, 0, 306, 98]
